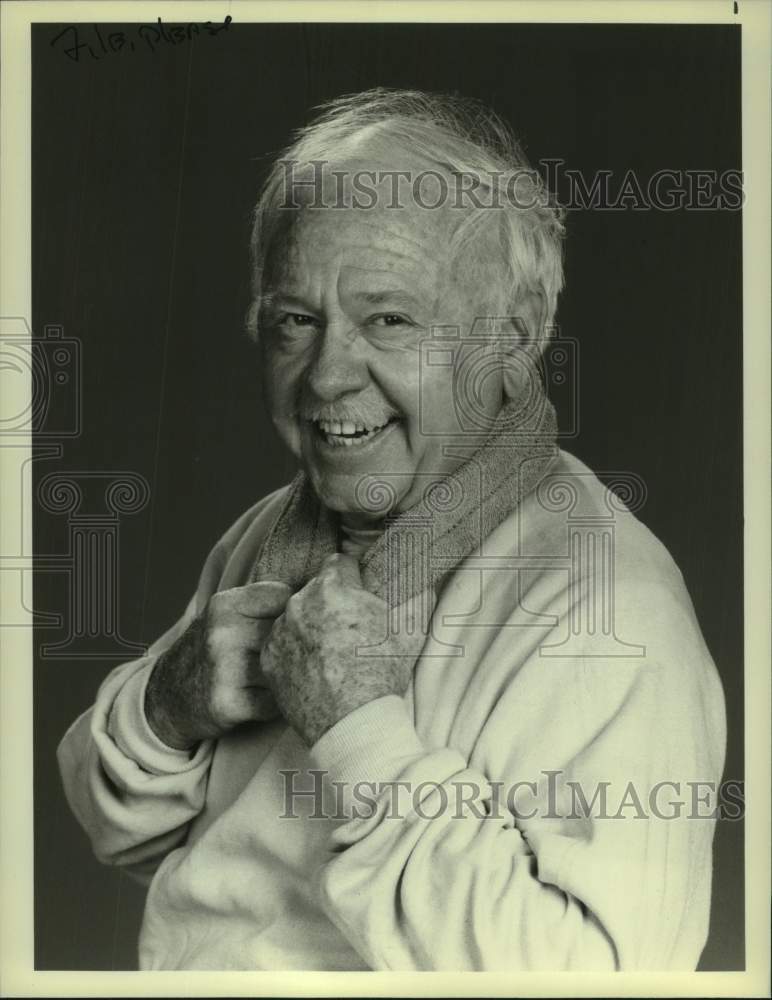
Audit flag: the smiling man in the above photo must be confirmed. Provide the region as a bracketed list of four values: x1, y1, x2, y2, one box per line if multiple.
[57, 89, 726, 971]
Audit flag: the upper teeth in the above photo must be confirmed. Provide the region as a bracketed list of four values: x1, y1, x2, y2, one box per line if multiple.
[317, 419, 385, 436]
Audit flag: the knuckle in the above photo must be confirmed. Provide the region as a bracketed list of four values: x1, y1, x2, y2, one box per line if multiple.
[207, 590, 230, 616]
[318, 560, 341, 583]
[209, 686, 232, 723]
[285, 592, 301, 620]
[251, 618, 273, 647]
[260, 624, 278, 653]
[318, 573, 339, 599]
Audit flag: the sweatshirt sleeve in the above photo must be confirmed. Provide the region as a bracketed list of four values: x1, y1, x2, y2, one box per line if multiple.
[308, 577, 727, 972]
[56, 600, 215, 882]
[56, 490, 287, 882]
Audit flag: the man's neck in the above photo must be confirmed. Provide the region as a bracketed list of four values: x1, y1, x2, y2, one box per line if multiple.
[338, 512, 386, 558]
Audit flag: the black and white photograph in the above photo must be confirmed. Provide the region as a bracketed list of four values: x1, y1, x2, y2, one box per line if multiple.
[1, 0, 769, 995]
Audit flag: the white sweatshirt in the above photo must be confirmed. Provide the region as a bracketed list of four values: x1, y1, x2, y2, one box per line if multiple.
[57, 450, 726, 971]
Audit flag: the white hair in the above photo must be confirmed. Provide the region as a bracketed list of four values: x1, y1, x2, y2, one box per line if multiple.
[247, 88, 566, 337]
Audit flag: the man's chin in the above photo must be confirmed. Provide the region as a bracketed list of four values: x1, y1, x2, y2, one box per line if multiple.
[301, 420, 414, 515]
[307, 470, 402, 521]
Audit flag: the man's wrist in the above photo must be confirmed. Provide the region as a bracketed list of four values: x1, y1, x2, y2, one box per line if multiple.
[310, 695, 425, 784]
[286, 680, 409, 748]
[106, 658, 215, 776]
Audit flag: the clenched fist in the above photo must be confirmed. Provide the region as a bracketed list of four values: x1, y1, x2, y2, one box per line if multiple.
[145, 581, 292, 750]
[260, 553, 419, 747]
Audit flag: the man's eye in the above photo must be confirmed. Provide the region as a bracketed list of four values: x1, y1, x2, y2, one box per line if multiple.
[283, 313, 319, 327]
[371, 314, 412, 327]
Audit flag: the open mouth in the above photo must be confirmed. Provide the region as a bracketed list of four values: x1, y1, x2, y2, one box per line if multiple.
[313, 417, 398, 448]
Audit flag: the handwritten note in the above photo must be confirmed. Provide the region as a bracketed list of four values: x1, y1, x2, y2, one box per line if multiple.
[50, 17, 233, 61]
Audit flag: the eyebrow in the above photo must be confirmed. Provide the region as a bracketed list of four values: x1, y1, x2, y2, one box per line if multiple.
[259, 292, 309, 312]
[261, 289, 423, 312]
[351, 290, 421, 308]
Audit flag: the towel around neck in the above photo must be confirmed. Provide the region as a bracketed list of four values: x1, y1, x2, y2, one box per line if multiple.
[251, 391, 559, 608]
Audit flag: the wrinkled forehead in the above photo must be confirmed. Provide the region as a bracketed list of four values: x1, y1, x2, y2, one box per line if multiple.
[262, 151, 508, 307]
[264, 198, 457, 293]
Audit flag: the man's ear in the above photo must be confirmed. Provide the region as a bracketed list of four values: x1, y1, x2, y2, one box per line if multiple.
[509, 289, 548, 358]
[498, 289, 548, 404]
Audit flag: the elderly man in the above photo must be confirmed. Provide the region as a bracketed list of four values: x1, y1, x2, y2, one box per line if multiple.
[58, 89, 726, 971]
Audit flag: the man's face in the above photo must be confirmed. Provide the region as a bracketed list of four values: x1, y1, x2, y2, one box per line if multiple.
[258, 199, 511, 520]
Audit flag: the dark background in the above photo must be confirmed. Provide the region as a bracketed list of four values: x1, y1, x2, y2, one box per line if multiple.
[32, 22, 743, 970]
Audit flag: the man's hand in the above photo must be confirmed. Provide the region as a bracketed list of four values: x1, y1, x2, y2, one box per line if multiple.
[260, 553, 418, 747]
[145, 581, 292, 750]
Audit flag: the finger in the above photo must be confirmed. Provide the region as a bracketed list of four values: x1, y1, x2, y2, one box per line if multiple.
[318, 552, 364, 589]
[241, 617, 277, 650]
[208, 616, 276, 655]
[240, 646, 273, 690]
[232, 580, 293, 618]
[241, 686, 280, 722]
[226, 684, 280, 724]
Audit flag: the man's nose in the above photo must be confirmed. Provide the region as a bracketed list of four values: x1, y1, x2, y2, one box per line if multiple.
[306, 322, 368, 401]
